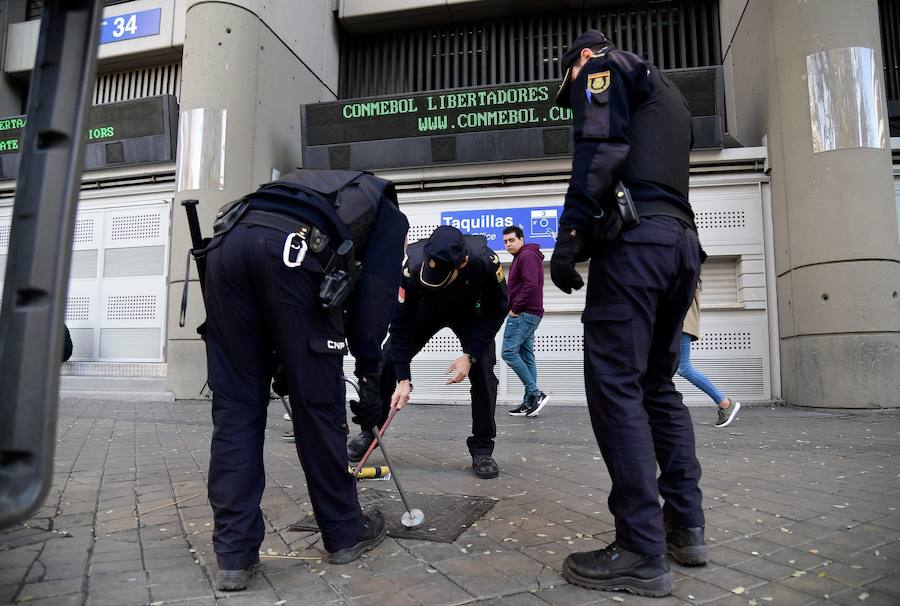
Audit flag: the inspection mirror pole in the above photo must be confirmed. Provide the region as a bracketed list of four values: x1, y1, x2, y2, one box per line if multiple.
[0, 0, 103, 529]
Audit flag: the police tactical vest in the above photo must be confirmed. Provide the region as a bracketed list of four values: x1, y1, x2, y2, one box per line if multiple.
[212, 169, 398, 253]
[619, 59, 692, 199]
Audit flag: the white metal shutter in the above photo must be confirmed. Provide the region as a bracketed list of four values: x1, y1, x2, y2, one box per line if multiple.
[96, 205, 169, 361]
[0, 211, 10, 312]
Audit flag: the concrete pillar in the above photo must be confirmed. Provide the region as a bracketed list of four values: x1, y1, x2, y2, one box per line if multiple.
[166, 1, 337, 398]
[762, 1, 899, 407]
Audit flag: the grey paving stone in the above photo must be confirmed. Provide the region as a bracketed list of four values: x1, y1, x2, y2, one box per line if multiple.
[0, 566, 32, 586]
[829, 588, 900, 606]
[0, 584, 19, 604]
[4, 400, 900, 605]
[531, 583, 612, 605]
[433, 554, 528, 598]
[865, 574, 900, 598]
[15, 577, 84, 601]
[10, 595, 82, 605]
[670, 576, 730, 603]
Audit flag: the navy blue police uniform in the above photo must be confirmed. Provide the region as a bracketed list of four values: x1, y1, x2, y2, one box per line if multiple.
[348, 226, 508, 478]
[202, 169, 408, 585]
[551, 31, 705, 596]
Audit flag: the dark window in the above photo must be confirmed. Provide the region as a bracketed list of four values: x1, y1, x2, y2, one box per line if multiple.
[880, 1, 899, 101]
[339, 0, 721, 99]
[878, 0, 900, 134]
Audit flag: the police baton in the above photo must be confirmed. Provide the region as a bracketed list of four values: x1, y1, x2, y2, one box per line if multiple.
[179, 199, 207, 327]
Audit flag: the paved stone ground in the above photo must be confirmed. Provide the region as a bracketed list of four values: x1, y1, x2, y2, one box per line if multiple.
[1, 398, 898, 606]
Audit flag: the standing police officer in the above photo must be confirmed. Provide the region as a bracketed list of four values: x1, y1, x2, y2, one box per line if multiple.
[202, 169, 408, 590]
[347, 225, 508, 479]
[551, 31, 705, 597]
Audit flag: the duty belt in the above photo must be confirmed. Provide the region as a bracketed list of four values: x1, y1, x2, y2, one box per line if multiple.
[240, 209, 334, 268]
[240, 210, 362, 310]
[633, 200, 696, 231]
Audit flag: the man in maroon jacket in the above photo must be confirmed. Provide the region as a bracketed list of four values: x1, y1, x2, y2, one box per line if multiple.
[502, 226, 550, 417]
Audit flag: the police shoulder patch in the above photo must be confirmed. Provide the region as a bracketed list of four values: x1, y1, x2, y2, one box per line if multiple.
[587, 70, 611, 94]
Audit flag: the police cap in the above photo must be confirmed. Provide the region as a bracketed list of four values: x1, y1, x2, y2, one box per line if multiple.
[556, 29, 613, 108]
[420, 225, 466, 288]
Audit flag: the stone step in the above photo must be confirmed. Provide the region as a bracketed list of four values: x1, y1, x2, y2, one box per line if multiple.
[60, 375, 173, 402]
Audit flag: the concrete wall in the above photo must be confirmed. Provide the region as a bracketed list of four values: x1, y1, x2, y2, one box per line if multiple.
[166, 0, 339, 398]
[726, 0, 900, 407]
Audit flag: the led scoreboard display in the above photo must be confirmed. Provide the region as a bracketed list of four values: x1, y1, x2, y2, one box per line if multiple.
[0, 95, 178, 180]
[301, 67, 726, 171]
[304, 81, 571, 146]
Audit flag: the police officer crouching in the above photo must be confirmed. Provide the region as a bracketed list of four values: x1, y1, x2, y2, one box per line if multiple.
[551, 31, 705, 597]
[201, 169, 408, 590]
[347, 225, 508, 479]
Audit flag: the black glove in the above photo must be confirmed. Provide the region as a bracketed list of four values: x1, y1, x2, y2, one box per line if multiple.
[350, 373, 382, 429]
[551, 228, 586, 294]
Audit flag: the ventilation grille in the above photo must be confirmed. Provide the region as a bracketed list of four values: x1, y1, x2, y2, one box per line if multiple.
[73, 218, 96, 244]
[0, 223, 10, 249]
[695, 210, 747, 230]
[421, 333, 463, 353]
[534, 334, 584, 353]
[103, 246, 166, 277]
[340, 0, 721, 98]
[66, 297, 91, 322]
[69, 328, 94, 359]
[70, 250, 98, 279]
[110, 213, 160, 240]
[107, 295, 157, 321]
[93, 64, 181, 104]
[674, 358, 765, 402]
[99, 327, 161, 359]
[693, 331, 752, 352]
[408, 224, 441, 242]
[699, 258, 738, 306]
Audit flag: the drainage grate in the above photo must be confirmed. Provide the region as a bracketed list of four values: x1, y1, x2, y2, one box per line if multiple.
[288, 488, 497, 543]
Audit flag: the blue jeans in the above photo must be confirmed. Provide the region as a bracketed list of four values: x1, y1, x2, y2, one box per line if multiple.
[501, 312, 541, 398]
[676, 333, 725, 405]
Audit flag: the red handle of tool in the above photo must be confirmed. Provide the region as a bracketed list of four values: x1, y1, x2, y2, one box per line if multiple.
[353, 407, 398, 478]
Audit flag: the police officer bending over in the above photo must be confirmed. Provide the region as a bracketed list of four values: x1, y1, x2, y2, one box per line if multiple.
[347, 225, 508, 479]
[551, 31, 705, 597]
[202, 169, 408, 590]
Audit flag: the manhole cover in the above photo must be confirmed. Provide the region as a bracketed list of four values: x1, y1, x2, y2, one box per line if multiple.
[288, 488, 496, 543]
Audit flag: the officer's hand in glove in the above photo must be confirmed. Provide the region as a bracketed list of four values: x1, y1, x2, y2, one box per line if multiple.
[349, 373, 382, 429]
[551, 228, 586, 294]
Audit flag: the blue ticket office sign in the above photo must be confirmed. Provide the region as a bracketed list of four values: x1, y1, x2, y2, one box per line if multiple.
[440, 206, 564, 251]
[99, 8, 162, 44]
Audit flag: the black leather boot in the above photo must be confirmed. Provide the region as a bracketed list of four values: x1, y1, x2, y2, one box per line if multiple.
[327, 510, 387, 564]
[347, 429, 376, 463]
[215, 556, 259, 591]
[562, 543, 673, 597]
[666, 526, 707, 566]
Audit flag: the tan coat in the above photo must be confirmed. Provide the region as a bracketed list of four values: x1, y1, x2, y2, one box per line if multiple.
[682, 286, 701, 341]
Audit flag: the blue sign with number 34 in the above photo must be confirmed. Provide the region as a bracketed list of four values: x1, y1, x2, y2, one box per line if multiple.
[99, 8, 162, 45]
